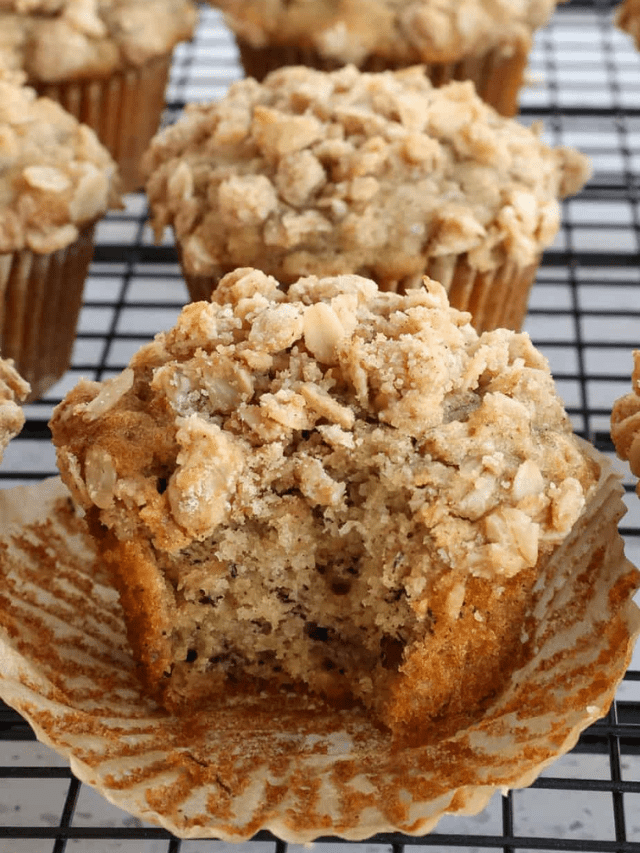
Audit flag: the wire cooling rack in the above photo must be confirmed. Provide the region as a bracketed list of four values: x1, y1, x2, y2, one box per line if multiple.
[3, 0, 640, 850]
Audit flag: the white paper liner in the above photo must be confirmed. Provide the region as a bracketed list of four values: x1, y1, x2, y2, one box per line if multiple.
[0, 440, 638, 843]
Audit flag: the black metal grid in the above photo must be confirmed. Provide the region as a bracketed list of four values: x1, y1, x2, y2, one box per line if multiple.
[2, 0, 640, 850]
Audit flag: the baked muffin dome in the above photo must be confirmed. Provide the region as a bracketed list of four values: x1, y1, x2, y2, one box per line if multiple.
[144, 64, 590, 331]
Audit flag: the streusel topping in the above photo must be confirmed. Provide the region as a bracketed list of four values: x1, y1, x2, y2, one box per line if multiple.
[212, 0, 563, 65]
[0, 0, 197, 83]
[0, 79, 120, 253]
[144, 65, 590, 288]
[0, 358, 29, 460]
[53, 269, 595, 579]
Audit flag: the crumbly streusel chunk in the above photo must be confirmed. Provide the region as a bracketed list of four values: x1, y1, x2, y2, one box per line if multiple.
[50, 269, 598, 736]
[0, 0, 197, 83]
[144, 65, 590, 289]
[0, 358, 29, 459]
[212, 0, 562, 66]
[0, 79, 120, 252]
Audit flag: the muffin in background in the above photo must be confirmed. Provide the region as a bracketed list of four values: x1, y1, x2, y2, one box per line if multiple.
[143, 64, 591, 334]
[0, 0, 198, 192]
[50, 268, 615, 743]
[616, 0, 640, 48]
[209, 0, 564, 116]
[0, 358, 29, 461]
[611, 350, 640, 488]
[0, 78, 120, 401]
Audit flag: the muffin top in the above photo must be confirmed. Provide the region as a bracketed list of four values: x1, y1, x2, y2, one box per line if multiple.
[0, 358, 29, 460]
[211, 0, 562, 65]
[144, 65, 591, 287]
[0, 78, 121, 253]
[0, 0, 197, 83]
[51, 268, 597, 581]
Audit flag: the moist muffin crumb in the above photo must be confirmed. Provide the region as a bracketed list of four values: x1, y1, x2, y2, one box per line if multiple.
[50, 268, 599, 741]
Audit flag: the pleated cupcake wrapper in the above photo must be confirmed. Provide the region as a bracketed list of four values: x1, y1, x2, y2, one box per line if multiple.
[34, 54, 172, 194]
[0, 224, 96, 402]
[180, 253, 539, 334]
[0, 440, 638, 842]
[235, 39, 528, 116]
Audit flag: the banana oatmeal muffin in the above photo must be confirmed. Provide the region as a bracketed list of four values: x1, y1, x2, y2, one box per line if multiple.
[611, 350, 640, 487]
[0, 77, 120, 399]
[0, 0, 198, 191]
[144, 64, 591, 333]
[0, 358, 29, 460]
[209, 0, 564, 116]
[50, 268, 604, 742]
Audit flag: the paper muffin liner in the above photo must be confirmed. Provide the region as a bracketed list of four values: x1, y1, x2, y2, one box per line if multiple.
[180, 254, 539, 334]
[34, 55, 172, 194]
[234, 39, 528, 117]
[0, 223, 96, 402]
[0, 440, 638, 842]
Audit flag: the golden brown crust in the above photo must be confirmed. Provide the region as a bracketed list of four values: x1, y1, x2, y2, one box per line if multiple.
[51, 269, 600, 738]
[143, 65, 591, 293]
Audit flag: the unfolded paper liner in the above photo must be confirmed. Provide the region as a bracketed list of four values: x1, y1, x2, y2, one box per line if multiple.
[234, 39, 528, 117]
[181, 253, 540, 334]
[0, 440, 639, 843]
[0, 224, 96, 402]
[33, 55, 172, 194]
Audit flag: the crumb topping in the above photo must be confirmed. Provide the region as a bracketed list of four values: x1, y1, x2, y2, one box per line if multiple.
[0, 79, 120, 252]
[0, 0, 197, 83]
[144, 65, 591, 288]
[212, 0, 563, 65]
[0, 358, 29, 459]
[52, 268, 595, 585]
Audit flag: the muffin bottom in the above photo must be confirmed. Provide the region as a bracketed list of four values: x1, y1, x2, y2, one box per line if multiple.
[0, 224, 96, 402]
[235, 39, 529, 117]
[181, 254, 540, 334]
[33, 54, 172, 193]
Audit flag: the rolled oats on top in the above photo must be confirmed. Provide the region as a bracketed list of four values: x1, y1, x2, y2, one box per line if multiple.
[50, 268, 599, 741]
[0, 78, 119, 253]
[144, 65, 590, 329]
[0, 0, 197, 83]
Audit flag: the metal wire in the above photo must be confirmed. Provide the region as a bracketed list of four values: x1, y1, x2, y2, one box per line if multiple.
[1, 1, 640, 850]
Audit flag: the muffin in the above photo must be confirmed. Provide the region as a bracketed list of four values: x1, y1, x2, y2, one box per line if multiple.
[143, 64, 591, 334]
[50, 268, 613, 744]
[0, 358, 29, 460]
[0, 0, 198, 192]
[0, 78, 120, 400]
[209, 0, 564, 116]
[611, 350, 640, 485]
[616, 0, 640, 48]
